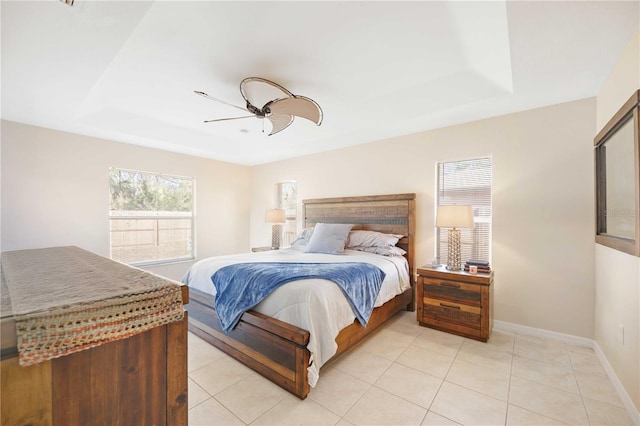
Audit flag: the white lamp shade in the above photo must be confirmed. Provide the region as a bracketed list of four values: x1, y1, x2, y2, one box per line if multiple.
[265, 209, 286, 224]
[435, 205, 474, 228]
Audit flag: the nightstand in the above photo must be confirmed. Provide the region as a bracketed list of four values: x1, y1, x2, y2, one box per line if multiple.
[251, 246, 275, 252]
[416, 266, 493, 342]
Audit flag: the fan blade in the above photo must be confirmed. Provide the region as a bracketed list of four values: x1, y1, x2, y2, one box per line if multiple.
[266, 113, 294, 136]
[267, 96, 323, 125]
[194, 90, 247, 113]
[204, 115, 255, 123]
[240, 77, 293, 112]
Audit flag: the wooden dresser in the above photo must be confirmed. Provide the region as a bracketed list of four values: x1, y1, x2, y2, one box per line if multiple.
[1, 248, 189, 426]
[416, 266, 493, 342]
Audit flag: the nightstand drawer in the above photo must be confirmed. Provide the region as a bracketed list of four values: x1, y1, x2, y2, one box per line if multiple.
[422, 297, 481, 328]
[422, 278, 481, 307]
[251, 247, 274, 252]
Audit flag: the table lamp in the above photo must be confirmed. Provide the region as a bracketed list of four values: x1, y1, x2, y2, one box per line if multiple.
[435, 205, 474, 270]
[265, 209, 286, 249]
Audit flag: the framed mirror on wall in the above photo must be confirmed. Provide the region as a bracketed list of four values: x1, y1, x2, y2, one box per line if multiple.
[594, 89, 640, 256]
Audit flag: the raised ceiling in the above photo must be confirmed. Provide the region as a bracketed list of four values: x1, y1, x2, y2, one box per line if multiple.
[1, 1, 638, 165]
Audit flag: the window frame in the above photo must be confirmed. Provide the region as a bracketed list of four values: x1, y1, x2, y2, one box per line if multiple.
[435, 156, 493, 265]
[108, 168, 196, 266]
[594, 89, 640, 257]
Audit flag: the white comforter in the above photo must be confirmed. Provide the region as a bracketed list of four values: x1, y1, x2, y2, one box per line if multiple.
[182, 246, 410, 386]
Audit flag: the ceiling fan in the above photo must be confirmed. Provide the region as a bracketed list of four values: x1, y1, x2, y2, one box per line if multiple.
[195, 77, 323, 136]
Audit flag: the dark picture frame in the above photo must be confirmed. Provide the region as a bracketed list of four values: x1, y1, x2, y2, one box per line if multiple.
[594, 89, 640, 256]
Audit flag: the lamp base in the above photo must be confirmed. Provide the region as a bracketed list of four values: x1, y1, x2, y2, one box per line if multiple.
[271, 224, 281, 250]
[446, 228, 462, 271]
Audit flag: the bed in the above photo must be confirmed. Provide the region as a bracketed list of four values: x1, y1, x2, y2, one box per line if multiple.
[184, 193, 416, 400]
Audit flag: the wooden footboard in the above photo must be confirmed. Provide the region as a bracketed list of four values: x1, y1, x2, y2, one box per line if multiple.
[187, 285, 413, 400]
[187, 288, 312, 398]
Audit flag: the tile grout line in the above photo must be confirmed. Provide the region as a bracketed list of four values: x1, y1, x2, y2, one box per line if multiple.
[504, 331, 516, 425]
[421, 335, 466, 425]
[353, 324, 423, 424]
[329, 319, 420, 425]
[336, 322, 460, 425]
[569, 346, 595, 426]
[510, 334, 585, 425]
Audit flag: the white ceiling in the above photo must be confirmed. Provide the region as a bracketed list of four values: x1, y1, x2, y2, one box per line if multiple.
[1, 1, 638, 166]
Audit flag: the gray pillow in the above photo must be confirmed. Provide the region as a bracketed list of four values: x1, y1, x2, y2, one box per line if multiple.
[304, 223, 354, 254]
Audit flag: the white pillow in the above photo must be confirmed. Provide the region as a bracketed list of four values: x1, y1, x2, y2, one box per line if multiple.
[304, 223, 354, 254]
[346, 230, 403, 248]
[350, 245, 407, 257]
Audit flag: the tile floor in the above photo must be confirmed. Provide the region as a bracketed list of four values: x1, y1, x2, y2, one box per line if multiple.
[187, 311, 633, 425]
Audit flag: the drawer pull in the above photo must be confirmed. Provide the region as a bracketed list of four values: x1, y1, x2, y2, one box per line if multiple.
[439, 302, 461, 310]
[439, 282, 460, 289]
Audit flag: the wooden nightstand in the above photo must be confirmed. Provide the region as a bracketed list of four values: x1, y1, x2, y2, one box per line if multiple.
[251, 246, 275, 252]
[416, 266, 493, 342]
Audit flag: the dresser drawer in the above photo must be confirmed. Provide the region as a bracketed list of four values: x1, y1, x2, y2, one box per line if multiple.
[421, 278, 481, 307]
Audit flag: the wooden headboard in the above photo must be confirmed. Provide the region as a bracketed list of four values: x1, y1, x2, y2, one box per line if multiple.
[302, 193, 416, 289]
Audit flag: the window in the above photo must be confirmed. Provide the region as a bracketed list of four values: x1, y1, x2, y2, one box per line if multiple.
[109, 168, 195, 265]
[594, 90, 640, 256]
[436, 157, 492, 264]
[275, 181, 297, 247]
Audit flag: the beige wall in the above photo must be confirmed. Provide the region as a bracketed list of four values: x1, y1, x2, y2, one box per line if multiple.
[594, 28, 640, 411]
[251, 97, 596, 338]
[1, 120, 252, 281]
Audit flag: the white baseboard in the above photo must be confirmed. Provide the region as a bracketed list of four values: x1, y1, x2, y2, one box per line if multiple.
[493, 320, 640, 425]
[593, 341, 640, 426]
[493, 320, 594, 347]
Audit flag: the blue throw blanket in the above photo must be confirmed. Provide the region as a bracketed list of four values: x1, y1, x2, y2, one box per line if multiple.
[212, 262, 386, 333]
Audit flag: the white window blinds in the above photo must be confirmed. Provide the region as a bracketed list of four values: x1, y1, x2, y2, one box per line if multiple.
[436, 157, 492, 264]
